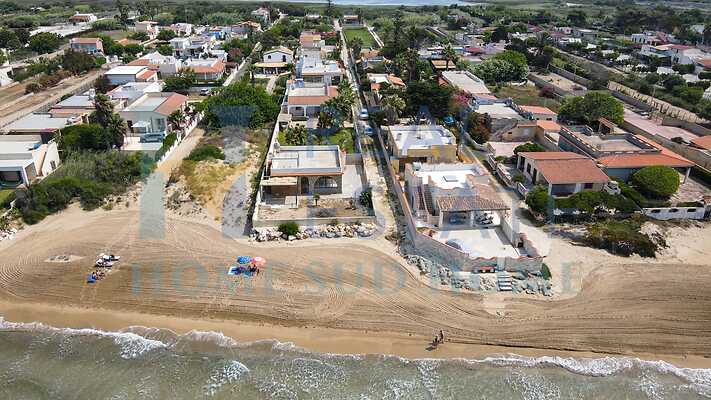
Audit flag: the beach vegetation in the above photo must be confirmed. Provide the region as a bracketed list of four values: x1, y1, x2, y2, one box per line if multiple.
[278, 221, 299, 236]
[582, 217, 666, 258]
[185, 144, 226, 162]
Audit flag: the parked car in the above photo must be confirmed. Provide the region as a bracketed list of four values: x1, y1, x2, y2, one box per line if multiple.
[359, 108, 369, 120]
[443, 115, 456, 126]
[199, 88, 211, 96]
[363, 126, 374, 136]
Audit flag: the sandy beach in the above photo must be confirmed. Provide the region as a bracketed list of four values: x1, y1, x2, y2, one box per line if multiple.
[1, 204, 711, 368]
[2, 300, 710, 369]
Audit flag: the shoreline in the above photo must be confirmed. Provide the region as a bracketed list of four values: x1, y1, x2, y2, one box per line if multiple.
[1, 300, 709, 369]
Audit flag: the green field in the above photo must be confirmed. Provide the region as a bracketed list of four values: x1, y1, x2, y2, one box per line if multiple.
[344, 28, 377, 49]
[494, 85, 561, 113]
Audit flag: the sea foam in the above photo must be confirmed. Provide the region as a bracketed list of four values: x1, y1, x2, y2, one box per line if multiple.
[0, 317, 167, 359]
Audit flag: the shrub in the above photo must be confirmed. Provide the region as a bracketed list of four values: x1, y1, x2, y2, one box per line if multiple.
[525, 185, 552, 214]
[513, 142, 545, 155]
[583, 217, 665, 258]
[359, 187, 373, 208]
[278, 221, 299, 236]
[185, 144, 225, 162]
[25, 82, 41, 93]
[631, 166, 680, 198]
[154, 133, 177, 162]
[540, 263, 551, 280]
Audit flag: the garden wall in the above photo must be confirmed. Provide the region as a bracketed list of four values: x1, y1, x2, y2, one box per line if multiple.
[550, 66, 592, 88]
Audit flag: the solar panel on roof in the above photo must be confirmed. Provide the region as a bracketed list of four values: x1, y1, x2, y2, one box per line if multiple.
[443, 175, 458, 182]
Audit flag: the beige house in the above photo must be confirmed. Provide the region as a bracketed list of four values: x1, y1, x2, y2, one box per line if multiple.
[261, 144, 346, 197]
[516, 152, 610, 197]
[384, 125, 458, 172]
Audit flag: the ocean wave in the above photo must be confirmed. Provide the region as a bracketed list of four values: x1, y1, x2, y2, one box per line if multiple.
[203, 360, 250, 397]
[2, 316, 711, 392]
[0, 317, 167, 359]
[465, 354, 711, 390]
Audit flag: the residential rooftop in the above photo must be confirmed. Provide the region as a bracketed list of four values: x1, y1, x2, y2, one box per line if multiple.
[441, 70, 490, 95]
[269, 145, 343, 176]
[387, 125, 456, 157]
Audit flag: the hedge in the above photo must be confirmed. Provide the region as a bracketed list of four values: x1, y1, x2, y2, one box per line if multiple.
[154, 133, 178, 162]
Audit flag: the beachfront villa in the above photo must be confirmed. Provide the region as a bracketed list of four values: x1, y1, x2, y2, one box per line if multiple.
[558, 118, 694, 182]
[261, 143, 346, 198]
[383, 125, 458, 172]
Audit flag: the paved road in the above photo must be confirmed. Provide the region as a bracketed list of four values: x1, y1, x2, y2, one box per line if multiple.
[337, 18, 396, 229]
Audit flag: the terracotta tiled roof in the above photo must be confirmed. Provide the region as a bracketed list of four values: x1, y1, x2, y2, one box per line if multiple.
[536, 120, 561, 132]
[71, 37, 102, 44]
[136, 69, 157, 80]
[155, 93, 187, 116]
[518, 151, 586, 160]
[691, 135, 711, 150]
[597, 154, 694, 168]
[519, 105, 556, 115]
[697, 59, 711, 69]
[435, 185, 509, 212]
[190, 60, 225, 74]
[536, 158, 610, 185]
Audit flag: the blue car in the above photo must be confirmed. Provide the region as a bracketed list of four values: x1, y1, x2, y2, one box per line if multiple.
[443, 115, 456, 126]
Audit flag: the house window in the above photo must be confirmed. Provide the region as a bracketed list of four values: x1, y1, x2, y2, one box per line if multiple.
[584, 183, 593, 189]
[267, 54, 271, 59]
[526, 164, 531, 173]
[50, 161, 57, 170]
[314, 176, 338, 189]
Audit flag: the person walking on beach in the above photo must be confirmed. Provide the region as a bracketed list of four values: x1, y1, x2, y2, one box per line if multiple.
[439, 330, 444, 342]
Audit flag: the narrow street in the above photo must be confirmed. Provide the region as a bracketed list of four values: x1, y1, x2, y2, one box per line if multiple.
[337, 19, 397, 230]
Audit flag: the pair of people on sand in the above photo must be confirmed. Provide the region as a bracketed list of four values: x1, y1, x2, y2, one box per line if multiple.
[433, 330, 444, 346]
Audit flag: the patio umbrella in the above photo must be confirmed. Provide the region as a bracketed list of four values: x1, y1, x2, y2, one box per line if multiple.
[237, 256, 252, 264]
[252, 256, 266, 267]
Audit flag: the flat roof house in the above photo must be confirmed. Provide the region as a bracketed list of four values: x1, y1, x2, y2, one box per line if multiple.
[282, 81, 338, 118]
[255, 46, 294, 74]
[296, 53, 343, 86]
[441, 70, 490, 96]
[105, 65, 158, 86]
[516, 152, 610, 197]
[1, 113, 80, 143]
[0, 135, 60, 187]
[69, 38, 103, 55]
[107, 81, 164, 105]
[119, 92, 187, 138]
[261, 143, 346, 198]
[384, 124, 458, 172]
[127, 52, 182, 77]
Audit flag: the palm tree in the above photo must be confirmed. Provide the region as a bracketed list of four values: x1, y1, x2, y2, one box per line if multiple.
[381, 94, 405, 124]
[247, 63, 256, 87]
[442, 43, 458, 71]
[168, 109, 185, 131]
[404, 48, 419, 82]
[350, 37, 363, 60]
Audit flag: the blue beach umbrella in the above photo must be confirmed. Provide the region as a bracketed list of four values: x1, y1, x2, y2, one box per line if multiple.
[237, 256, 252, 264]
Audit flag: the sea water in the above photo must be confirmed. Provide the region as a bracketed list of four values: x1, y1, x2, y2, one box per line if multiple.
[0, 317, 709, 399]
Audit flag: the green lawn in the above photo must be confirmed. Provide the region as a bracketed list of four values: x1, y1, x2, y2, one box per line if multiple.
[0, 189, 15, 207]
[278, 127, 356, 153]
[494, 85, 561, 113]
[344, 28, 377, 49]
